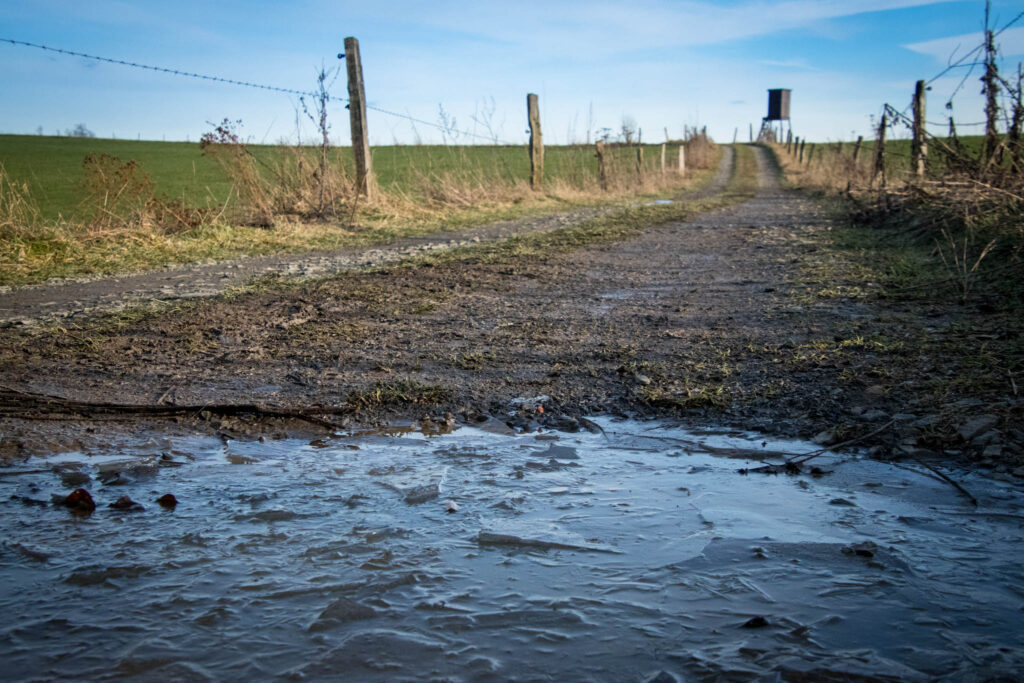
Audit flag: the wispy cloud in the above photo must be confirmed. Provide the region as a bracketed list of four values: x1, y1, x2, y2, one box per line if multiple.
[904, 26, 1024, 61]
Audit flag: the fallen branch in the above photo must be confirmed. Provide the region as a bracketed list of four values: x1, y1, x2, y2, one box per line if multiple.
[787, 419, 897, 465]
[911, 457, 979, 506]
[0, 387, 351, 431]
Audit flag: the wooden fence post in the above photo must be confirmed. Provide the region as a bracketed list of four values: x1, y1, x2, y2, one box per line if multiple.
[749, 123, 753, 142]
[807, 144, 816, 166]
[852, 135, 863, 163]
[786, 129, 793, 152]
[678, 145, 685, 177]
[635, 146, 644, 182]
[873, 112, 888, 187]
[527, 93, 543, 190]
[595, 141, 608, 190]
[344, 36, 376, 199]
[911, 79, 927, 177]
[660, 143, 666, 175]
[799, 139, 805, 163]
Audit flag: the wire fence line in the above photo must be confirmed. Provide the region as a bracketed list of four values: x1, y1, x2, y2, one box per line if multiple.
[1, 37, 522, 146]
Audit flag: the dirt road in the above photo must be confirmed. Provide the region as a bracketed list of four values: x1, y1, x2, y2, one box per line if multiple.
[1, 145, 1020, 469]
[0, 149, 734, 327]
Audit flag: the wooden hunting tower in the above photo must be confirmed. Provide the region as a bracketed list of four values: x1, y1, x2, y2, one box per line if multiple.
[766, 89, 791, 121]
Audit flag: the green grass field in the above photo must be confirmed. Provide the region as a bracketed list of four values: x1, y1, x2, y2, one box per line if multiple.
[0, 134, 678, 221]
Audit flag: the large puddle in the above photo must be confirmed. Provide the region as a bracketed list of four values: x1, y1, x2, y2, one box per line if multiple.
[2, 418, 1022, 680]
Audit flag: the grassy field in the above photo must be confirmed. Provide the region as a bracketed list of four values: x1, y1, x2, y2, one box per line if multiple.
[0, 134, 685, 221]
[0, 134, 715, 285]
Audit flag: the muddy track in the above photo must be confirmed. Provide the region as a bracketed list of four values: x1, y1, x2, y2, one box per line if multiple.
[0, 148, 735, 327]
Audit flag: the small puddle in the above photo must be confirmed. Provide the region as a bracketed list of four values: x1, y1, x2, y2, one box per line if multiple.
[645, 199, 674, 206]
[1, 418, 1021, 679]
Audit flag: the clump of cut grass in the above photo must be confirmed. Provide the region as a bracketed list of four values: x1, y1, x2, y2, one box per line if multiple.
[346, 379, 451, 409]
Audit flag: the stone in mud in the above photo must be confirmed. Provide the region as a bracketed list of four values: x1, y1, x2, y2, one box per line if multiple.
[741, 616, 769, 628]
[842, 541, 877, 558]
[156, 493, 178, 508]
[959, 415, 998, 443]
[537, 443, 579, 460]
[59, 488, 96, 513]
[109, 496, 144, 511]
[404, 482, 440, 504]
[308, 597, 378, 632]
[811, 430, 835, 446]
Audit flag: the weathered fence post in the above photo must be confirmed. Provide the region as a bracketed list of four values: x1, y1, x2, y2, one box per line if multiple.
[749, 123, 753, 142]
[836, 141, 844, 157]
[678, 145, 685, 177]
[527, 93, 543, 190]
[595, 141, 608, 191]
[911, 79, 927, 177]
[635, 146, 644, 182]
[660, 143, 666, 175]
[344, 36, 376, 199]
[852, 135, 863, 163]
[733, 127, 738, 144]
[807, 143, 816, 166]
[786, 129, 793, 153]
[873, 112, 888, 187]
[799, 139, 805, 163]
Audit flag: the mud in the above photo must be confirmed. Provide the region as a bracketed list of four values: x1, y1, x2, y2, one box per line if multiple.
[0, 145, 1020, 467]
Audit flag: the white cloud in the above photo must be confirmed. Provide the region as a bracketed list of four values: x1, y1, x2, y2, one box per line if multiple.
[904, 26, 1024, 61]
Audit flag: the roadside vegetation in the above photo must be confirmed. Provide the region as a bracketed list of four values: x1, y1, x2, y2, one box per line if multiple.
[0, 129, 717, 286]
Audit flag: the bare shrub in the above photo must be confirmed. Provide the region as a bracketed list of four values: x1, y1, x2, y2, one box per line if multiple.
[200, 119, 275, 227]
[0, 165, 41, 239]
[79, 153, 156, 230]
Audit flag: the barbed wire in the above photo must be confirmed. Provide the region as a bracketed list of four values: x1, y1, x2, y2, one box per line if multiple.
[2, 37, 525, 145]
[1, 38, 327, 99]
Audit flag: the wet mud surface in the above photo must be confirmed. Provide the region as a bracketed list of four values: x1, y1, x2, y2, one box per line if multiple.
[2, 419, 1022, 680]
[2, 145, 1017, 464]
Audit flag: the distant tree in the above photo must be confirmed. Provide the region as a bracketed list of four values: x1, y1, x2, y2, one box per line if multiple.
[620, 116, 637, 145]
[596, 127, 613, 144]
[35, 125, 44, 136]
[66, 123, 96, 138]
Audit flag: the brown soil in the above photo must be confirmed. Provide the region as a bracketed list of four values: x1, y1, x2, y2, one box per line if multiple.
[1, 147, 1020, 474]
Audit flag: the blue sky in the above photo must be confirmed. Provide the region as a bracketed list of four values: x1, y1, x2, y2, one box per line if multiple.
[2, 0, 1024, 145]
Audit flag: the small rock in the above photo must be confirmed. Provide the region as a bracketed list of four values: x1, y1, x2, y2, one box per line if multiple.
[811, 430, 835, 446]
[911, 414, 941, 429]
[62, 488, 96, 513]
[645, 672, 680, 683]
[862, 410, 889, 421]
[109, 496, 144, 511]
[982, 444, 1003, 459]
[156, 493, 178, 508]
[864, 385, 886, 397]
[634, 373, 652, 386]
[741, 616, 769, 628]
[959, 415, 998, 443]
[829, 498, 856, 506]
[842, 541, 877, 557]
[445, 500, 459, 513]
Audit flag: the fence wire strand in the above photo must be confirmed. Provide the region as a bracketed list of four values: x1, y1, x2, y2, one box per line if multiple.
[2, 37, 524, 145]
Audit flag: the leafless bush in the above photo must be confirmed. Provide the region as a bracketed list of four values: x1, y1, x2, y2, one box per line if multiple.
[0, 165, 41, 239]
[200, 119, 275, 227]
